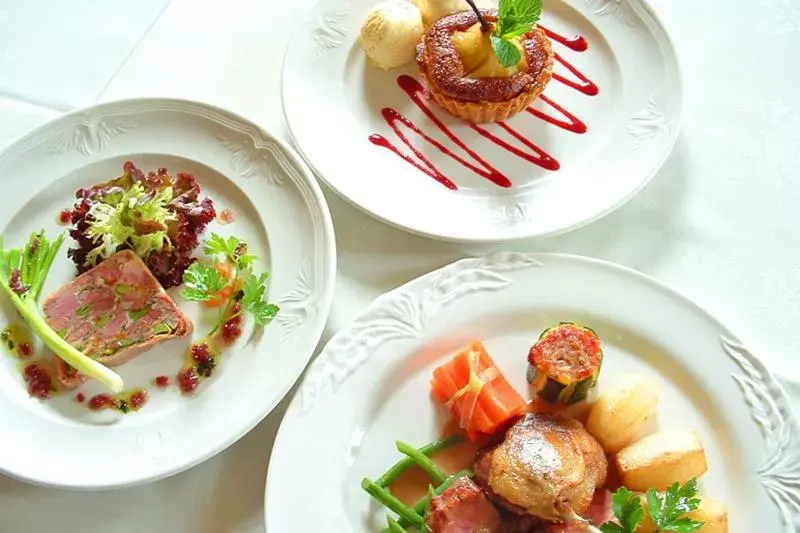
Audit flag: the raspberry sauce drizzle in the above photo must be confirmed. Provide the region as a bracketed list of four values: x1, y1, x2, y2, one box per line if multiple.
[552, 53, 599, 96]
[371, 79, 512, 189]
[528, 95, 587, 134]
[539, 25, 588, 52]
[369, 26, 597, 190]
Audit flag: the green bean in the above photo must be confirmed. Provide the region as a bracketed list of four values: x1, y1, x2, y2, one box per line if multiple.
[385, 515, 406, 533]
[396, 440, 447, 485]
[375, 434, 462, 487]
[362, 478, 423, 526]
[411, 470, 473, 516]
[379, 469, 474, 533]
[425, 485, 437, 514]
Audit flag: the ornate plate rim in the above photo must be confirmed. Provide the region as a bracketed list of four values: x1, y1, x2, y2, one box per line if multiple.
[0, 96, 338, 489]
[280, 0, 685, 243]
[265, 252, 799, 531]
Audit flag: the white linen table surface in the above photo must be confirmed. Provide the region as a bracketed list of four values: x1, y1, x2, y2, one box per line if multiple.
[1, 0, 799, 531]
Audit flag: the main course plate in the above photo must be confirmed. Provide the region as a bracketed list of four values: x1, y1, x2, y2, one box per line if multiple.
[266, 253, 799, 532]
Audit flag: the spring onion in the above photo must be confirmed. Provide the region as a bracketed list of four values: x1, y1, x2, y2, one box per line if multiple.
[0, 231, 123, 392]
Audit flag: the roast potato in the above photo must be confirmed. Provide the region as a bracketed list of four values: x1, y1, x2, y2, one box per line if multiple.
[638, 495, 728, 533]
[616, 429, 708, 491]
[585, 373, 660, 453]
[688, 497, 730, 533]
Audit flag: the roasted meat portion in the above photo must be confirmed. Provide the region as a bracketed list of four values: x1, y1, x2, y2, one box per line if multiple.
[474, 413, 607, 522]
[43, 250, 192, 369]
[426, 477, 503, 533]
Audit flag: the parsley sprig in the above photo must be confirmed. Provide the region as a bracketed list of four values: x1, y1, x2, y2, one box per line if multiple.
[490, 0, 543, 67]
[181, 233, 279, 335]
[599, 480, 704, 533]
[181, 262, 226, 302]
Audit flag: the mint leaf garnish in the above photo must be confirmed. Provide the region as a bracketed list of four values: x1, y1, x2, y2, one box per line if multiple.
[491, 35, 521, 68]
[492, 0, 543, 66]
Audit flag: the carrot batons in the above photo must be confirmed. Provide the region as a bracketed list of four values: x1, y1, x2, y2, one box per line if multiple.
[431, 341, 526, 440]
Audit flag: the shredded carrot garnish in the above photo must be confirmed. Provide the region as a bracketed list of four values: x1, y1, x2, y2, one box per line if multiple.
[204, 263, 241, 308]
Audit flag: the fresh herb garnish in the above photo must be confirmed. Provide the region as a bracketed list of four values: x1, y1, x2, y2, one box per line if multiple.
[242, 272, 279, 326]
[181, 233, 278, 335]
[0, 231, 123, 392]
[598, 487, 644, 533]
[203, 233, 257, 270]
[599, 480, 703, 533]
[490, 0, 543, 67]
[181, 262, 227, 302]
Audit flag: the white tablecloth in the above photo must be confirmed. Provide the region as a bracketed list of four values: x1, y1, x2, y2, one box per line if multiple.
[1, 0, 799, 531]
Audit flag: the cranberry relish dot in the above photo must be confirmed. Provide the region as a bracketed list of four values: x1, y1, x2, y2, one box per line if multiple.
[178, 367, 200, 394]
[24, 362, 54, 399]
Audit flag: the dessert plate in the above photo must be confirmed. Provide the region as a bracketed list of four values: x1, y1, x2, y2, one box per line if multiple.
[266, 253, 799, 532]
[282, 0, 681, 242]
[0, 98, 336, 489]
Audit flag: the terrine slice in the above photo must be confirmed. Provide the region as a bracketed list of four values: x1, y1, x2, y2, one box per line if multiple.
[43, 250, 192, 367]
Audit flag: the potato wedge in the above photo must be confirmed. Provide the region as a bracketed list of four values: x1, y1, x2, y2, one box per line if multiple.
[638, 495, 728, 532]
[689, 497, 730, 532]
[616, 429, 708, 491]
[586, 373, 660, 453]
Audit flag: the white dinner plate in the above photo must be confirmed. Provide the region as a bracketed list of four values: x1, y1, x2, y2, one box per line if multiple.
[0, 98, 336, 489]
[266, 253, 799, 532]
[282, 0, 681, 242]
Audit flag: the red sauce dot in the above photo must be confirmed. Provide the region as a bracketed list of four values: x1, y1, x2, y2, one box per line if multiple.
[191, 342, 212, 364]
[154, 375, 170, 388]
[130, 390, 148, 410]
[218, 209, 235, 225]
[88, 393, 114, 411]
[57, 209, 72, 226]
[76, 392, 86, 403]
[18, 343, 32, 358]
[23, 362, 53, 399]
[220, 318, 242, 344]
[178, 367, 200, 394]
[9, 270, 26, 294]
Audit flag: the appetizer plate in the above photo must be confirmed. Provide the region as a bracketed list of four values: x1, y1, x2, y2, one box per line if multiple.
[0, 99, 336, 488]
[282, 0, 682, 242]
[266, 254, 799, 532]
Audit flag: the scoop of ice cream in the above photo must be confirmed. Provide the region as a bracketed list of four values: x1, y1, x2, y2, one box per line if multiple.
[414, 0, 497, 26]
[360, 0, 424, 70]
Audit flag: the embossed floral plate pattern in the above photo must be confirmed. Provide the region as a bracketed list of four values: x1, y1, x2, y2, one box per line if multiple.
[282, 0, 682, 242]
[266, 254, 799, 532]
[0, 98, 336, 489]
